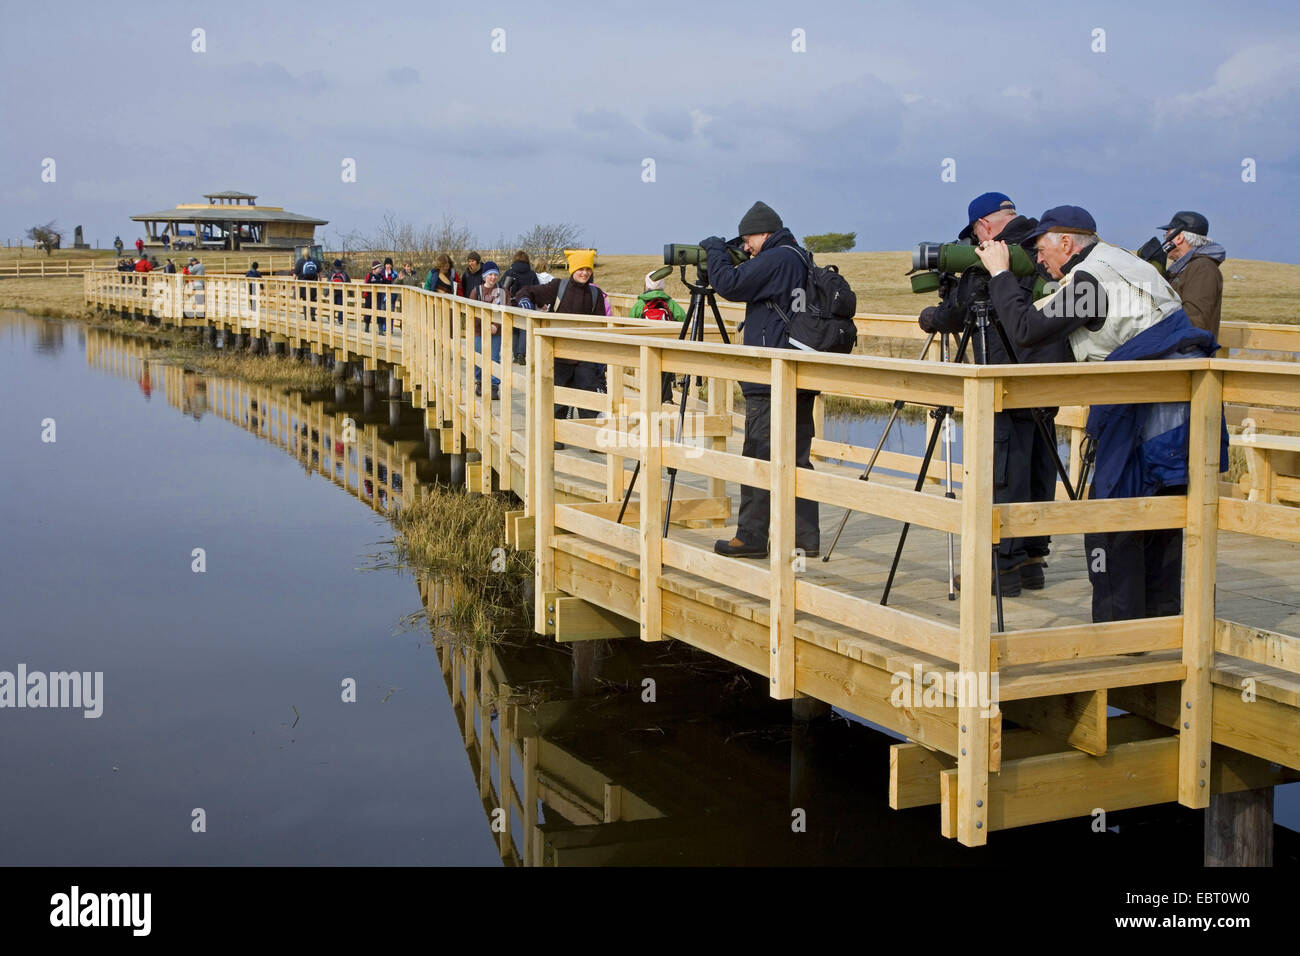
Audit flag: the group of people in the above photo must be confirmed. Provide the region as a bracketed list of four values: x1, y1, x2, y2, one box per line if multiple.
[272, 197, 1228, 628]
[694, 195, 1227, 631]
[116, 255, 205, 276]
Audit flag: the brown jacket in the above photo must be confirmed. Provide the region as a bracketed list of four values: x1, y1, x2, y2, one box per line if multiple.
[1170, 255, 1223, 340]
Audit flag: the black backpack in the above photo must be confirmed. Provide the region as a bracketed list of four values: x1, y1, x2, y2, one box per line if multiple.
[768, 246, 858, 353]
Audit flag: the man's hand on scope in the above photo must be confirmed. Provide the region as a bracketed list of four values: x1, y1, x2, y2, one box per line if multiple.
[700, 236, 726, 249]
[973, 239, 1011, 275]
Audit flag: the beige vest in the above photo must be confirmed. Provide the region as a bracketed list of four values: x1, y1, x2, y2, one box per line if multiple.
[1039, 241, 1182, 362]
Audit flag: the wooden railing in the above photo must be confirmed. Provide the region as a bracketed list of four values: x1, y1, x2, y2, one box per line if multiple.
[529, 326, 1300, 845]
[3, 252, 302, 278]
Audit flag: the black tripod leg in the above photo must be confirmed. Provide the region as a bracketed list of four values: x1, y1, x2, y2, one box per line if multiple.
[616, 459, 640, 524]
[992, 546, 1004, 632]
[620, 288, 707, 526]
[881, 404, 951, 606]
[987, 311, 1076, 501]
[1031, 409, 1077, 501]
[665, 369, 696, 538]
[824, 331, 939, 562]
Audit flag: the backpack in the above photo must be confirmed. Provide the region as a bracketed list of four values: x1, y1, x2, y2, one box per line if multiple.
[554, 278, 603, 314]
[302, 259, 319, 278]
[642, 295, 673, 321]
[768, 246, 858, 353]
[330, 270, 346, 282]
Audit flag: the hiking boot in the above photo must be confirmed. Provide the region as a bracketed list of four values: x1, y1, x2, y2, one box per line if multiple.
[474, 382, 482, 397]
[491, 384, 499, 400]
[955, 567, 1022, 597]
[714, 537, 768, 559]
[513, 353, 526, 366]
[553, 442, 565, 451]
[1017, 558, 1046, 590]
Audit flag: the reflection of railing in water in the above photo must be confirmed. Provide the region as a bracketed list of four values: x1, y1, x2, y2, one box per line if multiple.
[84, 269, 1300, 853]
[83, 327, 426, 516]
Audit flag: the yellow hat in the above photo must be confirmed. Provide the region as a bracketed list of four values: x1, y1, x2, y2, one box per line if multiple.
[564, 248, 596, 272]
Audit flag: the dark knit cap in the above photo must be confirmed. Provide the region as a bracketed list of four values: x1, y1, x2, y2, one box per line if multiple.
[737, 201, 782, 236]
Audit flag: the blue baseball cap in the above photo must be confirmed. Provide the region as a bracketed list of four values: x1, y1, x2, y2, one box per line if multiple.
[1023, 205, 1098, 243]
[958, 192, 1016, 240]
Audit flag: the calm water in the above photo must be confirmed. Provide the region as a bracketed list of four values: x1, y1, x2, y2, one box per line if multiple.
[1, 311, 1294, 865]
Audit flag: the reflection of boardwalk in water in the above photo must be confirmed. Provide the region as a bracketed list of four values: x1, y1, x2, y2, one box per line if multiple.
[418, 577, 1300, 866]
[83, 327, 432, 515]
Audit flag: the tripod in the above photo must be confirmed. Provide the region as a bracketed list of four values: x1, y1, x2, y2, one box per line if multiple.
[877, 297, 1079, 631]
[615, 264, 731, 534]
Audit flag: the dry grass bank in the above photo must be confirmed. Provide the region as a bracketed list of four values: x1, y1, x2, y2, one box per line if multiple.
[390, 485, 533, 646]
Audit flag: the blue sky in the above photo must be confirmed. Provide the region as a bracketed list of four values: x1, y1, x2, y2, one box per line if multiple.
[2, 0, 1297, 260]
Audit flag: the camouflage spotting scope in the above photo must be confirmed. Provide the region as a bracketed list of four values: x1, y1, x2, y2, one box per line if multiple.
[909, 241, 1050, 297]
[663, 241, 751, 270]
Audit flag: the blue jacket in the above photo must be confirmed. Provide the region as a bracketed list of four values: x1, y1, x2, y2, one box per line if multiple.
[1086, 309, 1229, 499]
[703, 228, 807, 398]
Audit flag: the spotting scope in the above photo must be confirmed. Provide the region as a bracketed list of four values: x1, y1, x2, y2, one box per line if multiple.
[909, 240, 1039, 294]
[663, 242, 750, 269]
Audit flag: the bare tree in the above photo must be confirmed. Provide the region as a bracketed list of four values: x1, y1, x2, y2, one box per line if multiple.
[341, 213, 478, 267]
[27, 220, 61, 255]
[515, 222, 584, 271]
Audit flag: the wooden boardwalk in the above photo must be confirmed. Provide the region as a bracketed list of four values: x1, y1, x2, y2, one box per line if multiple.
[85, 268, 1300, 852]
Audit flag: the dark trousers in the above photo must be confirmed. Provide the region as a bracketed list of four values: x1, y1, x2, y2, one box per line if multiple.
[554, 359, 604, 420]
[737, 393, 820, 550]
[513, 327, 527, 359]
[994, 410, 1057, 571]
[1085, 484, 1185, 622]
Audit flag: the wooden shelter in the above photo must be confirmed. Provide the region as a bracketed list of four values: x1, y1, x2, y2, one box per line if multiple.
[130, 191, 327, 251]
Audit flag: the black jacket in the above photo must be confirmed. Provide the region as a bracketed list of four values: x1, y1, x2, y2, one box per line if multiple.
[988, 242, 1107, 354]
[462, 266, 484, 300]
[502, 261, 539, 294]
[702, 227, 807, 398]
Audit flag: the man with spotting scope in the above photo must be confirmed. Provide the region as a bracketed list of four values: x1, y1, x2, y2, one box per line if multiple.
[974, 205, 1224, 624]
[919, 191, 1072, 596]
[702, 201, 820, 560]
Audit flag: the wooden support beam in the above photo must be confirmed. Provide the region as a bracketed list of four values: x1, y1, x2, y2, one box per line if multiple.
[942, 733, 1300, 836]
[534, 334, 557, 634]
[512, 513, 536, 552]
[1003, 690, 1108, 756]
[1113, 681, 1300, 771]
[554, 597, 638, 642]
[769, 356, 796, 699]
[638, 346, 664, 642]
[1205, 789, 1273, 867]
[1180, 368, 1223, 809]
[504, 509, 524, 549]
[956, 376, 995, 846]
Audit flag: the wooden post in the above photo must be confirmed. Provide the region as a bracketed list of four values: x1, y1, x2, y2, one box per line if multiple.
[534, 332, 557, 633]
[1205, 788, 1273, 866]
[639, 345, 664, 642]
[522, 737, 538, 866]
[769, 356, 796, 699]
[605, 361, 625, 502]
[500, 308, 514, 494]
[957, 375, 996, 846]
[1180, 367, 1223, 808]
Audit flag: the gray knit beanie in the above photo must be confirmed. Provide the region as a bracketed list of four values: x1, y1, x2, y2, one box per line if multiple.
[737, 201, 783, 236]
